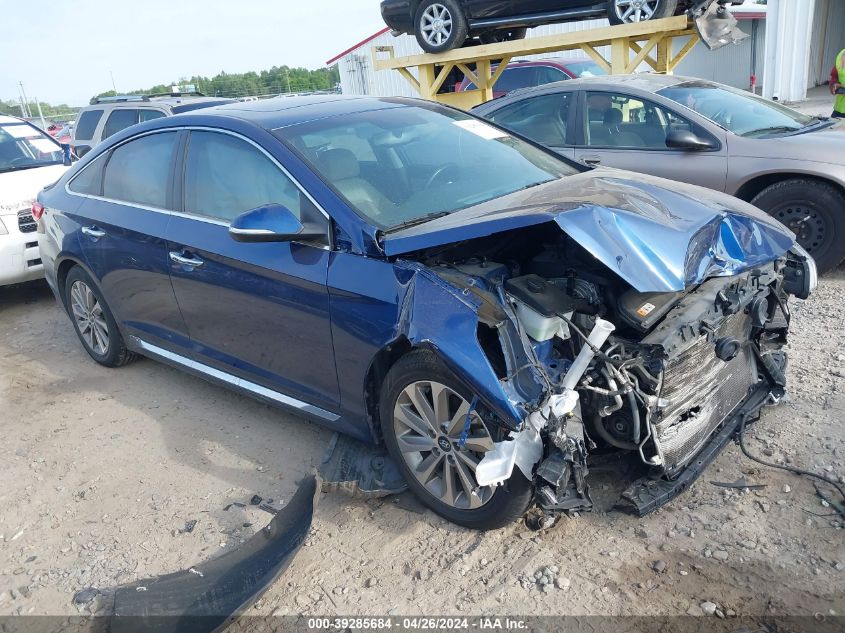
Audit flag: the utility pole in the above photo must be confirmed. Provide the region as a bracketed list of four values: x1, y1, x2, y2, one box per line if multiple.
[35, 98, 46, 129]
[18, 81, 31, 118]
[284, 68, 291, 94]
[110, 71, 117, 93]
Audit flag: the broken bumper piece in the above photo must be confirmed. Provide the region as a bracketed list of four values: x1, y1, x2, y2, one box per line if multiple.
[109, 474, 320, 633]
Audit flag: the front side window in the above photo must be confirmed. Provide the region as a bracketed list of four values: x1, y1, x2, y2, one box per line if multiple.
[102, 132, 177, 208]
[0, 121, 63, 174]
[276, 101, 577, 229]
[584, 91, 699, 149]
[74, 110, 103, 141]
[487, 92, 571, 146]
[102, 109, 139, 140]
[496, 67, 539, 93]
[184, 131, 306, 222]
[658, 81, 815, 137]
[534, 66, 568, 85]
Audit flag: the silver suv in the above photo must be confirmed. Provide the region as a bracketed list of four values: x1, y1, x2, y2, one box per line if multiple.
[71, 92, 234, 157]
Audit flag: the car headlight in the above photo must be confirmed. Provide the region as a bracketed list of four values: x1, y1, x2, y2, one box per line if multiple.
[793, 244, 818, 295]
[0, 218, 7, 236]
[783, 244, 817, 300]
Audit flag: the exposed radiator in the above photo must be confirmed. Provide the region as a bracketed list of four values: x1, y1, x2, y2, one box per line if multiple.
[654, 311, 758, 475]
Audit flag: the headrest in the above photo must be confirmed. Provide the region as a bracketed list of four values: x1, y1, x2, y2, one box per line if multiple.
[319, 148, 360, 181]
[604, 109, 623, 125]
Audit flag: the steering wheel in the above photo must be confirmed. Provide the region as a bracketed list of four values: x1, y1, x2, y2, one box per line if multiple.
[425, 163, 461, 190]
[9, 156, 31, 167]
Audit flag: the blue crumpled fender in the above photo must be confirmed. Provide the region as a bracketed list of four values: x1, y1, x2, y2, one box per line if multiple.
[393, 261, 542, 431]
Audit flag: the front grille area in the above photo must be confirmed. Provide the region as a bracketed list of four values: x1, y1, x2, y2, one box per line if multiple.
[18, 210, 37, 233]
[654, 311, 757, 475]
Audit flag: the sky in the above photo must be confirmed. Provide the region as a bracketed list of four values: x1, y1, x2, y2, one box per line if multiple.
[2, 0, 385, 107]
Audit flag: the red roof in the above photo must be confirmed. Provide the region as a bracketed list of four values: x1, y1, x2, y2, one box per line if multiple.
[326, 27, 391, 66]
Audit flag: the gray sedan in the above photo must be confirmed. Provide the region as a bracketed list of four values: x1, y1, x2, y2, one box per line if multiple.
[473, 74, 845, 272]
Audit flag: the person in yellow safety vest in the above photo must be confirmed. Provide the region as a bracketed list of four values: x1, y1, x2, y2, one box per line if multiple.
[830, 49, 845, 119]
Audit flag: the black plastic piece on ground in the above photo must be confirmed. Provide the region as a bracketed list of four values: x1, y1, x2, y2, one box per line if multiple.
[109, 474, 320, 633]
[618, 386, 771, 517]
[319, 433, 408, 498]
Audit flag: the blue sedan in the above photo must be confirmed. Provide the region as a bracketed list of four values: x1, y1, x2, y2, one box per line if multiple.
[36, 96, 813, 529]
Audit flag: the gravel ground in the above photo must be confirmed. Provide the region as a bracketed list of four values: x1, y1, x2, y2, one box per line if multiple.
[0, 270, 843, 620]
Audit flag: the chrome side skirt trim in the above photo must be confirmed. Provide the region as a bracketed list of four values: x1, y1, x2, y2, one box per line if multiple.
[132, 337, 340, 422]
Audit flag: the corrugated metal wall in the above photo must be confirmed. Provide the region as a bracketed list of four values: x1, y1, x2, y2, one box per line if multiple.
[338, 18, 761, 98]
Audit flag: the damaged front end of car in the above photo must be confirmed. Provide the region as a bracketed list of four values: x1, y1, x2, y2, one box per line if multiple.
[382, 175, 816, 520]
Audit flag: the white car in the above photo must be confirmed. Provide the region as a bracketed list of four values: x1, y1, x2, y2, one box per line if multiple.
[0, 115, 69, 286]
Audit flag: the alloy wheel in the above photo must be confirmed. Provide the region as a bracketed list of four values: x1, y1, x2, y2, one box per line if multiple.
[393, 380, 495, 510]
[70, 280, 110, 356]
[420, 3, 453, 47]
[614, 0, 658, 22]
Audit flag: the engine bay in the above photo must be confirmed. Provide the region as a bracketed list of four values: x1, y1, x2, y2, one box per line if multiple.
[406, 223, 801, 517]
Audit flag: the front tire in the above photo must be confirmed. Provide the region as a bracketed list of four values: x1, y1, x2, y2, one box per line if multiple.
[380, 350, 533, 530]
[607, 0, 679, 24]
[414, 0, 469, 54]
[751, 179, 845, 273]
[64, 266, 135, 367]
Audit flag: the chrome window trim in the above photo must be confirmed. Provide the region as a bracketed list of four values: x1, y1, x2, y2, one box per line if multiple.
[64, 125, 334, 248]
[132, 337, 340, 422]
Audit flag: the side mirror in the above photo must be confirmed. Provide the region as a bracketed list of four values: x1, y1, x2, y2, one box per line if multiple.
[665, 128, 717, 151]
[229, 203, 324, 243]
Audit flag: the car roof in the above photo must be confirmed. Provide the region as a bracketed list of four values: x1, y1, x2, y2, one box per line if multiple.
[151, 95, 426, 130]
[472, 73, 698, 111]
[81, 96, 232, 111]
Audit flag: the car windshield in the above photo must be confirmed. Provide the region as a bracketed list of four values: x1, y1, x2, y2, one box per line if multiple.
[0, 119, 64, 173]
[275, 101, 577, 229]
[658, 81, 816, 138]
[564, 61, 607, 78]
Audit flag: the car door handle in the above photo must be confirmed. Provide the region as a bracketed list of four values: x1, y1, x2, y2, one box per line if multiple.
[81, 226, 106, 239]
[582, 156, 602, 166]
[169, 251, 205, 268]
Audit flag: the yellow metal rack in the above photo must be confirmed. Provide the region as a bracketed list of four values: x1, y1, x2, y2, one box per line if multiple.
[373, 15, 700, 110]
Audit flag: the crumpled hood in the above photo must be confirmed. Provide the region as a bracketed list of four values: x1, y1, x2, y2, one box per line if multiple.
[383, 169, 796, 293]
[0, 164, 68, 215]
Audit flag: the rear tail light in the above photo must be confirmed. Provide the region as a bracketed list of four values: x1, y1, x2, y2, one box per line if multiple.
[31, 202, 45, 221]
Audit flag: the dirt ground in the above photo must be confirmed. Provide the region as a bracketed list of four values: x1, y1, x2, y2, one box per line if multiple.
[1, 269, 843, 621]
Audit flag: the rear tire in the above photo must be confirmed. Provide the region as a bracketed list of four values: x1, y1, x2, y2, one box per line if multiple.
[751, 179, 845, 273]
[414, 0, 469, 53]
[380, 350, 533, 530]
[64, 266, 135, 368]
[607, 0, 679, 25]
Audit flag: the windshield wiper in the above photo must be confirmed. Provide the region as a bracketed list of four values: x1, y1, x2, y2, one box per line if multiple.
[386, 211, 452, 233]
[743, 126, 801, 138]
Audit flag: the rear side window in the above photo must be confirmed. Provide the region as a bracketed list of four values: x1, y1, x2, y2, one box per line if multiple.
[68, 153, 108, 196]
[102, 109, 139, 140]
[139, 109, 166, 122]
[184, 131, 304, 222]
[487, 92, 571, 146]
[102, 132, 177, 208]
[75, 110, 103, 141]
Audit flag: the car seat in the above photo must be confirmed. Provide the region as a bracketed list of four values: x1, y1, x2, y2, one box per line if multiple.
[603, 109, 644, 147]
[318, 148, 393, 219]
